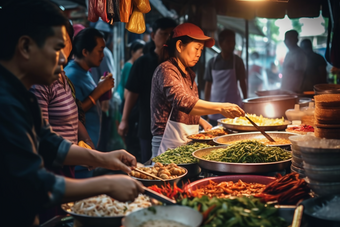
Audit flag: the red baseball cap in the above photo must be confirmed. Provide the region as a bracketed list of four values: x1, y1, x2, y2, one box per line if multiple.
[172, 23, 215, 48]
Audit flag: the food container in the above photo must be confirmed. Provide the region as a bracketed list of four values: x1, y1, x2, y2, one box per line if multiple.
[303, 163, 340, 182]
[192, 146, 292, 174]
[243, 95, 298, 119]
[290, 165, 305, 178]
[122, 205, 203, 227]
[291, 153, 303, 167]
[307, 179, 340, 196]
[300, 194, 340, 227]
[130, 165, 188, 187]
[213, 131, 295, 150]
[298, 139, 340, 165]
[184, 175, 275, 196]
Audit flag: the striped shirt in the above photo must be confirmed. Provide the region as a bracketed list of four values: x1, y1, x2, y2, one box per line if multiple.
[30, 73, 78, 144]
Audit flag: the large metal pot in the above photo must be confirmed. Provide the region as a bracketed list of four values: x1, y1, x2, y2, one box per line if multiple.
[243, 95, 298, 118]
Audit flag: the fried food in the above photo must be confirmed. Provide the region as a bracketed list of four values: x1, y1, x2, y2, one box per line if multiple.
[130, 163, 186, 180]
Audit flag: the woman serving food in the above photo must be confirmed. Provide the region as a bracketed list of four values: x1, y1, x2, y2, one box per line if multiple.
[150, 23, 245, 157]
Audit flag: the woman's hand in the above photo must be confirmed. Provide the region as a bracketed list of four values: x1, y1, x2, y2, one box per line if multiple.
[220, 103, 245, 118]
[96, 73, 114, 95]
[199, 118, 212, 131]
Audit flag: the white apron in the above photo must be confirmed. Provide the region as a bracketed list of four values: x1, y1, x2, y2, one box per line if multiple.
[208, 55, 243, 121]
[158, 108, 199, 155]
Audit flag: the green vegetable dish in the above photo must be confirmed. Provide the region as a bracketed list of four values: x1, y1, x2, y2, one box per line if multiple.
[202, 141, 291, 163]
[152, 143, 213, 164]
[180, 196, 288, 227]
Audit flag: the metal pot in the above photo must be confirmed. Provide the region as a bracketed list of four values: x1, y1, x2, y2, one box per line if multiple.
[243, 95, 298, 119]
[314, 84, 340, 95]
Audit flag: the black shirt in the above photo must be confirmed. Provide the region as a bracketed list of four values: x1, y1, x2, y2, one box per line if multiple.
[0, 64, 71, 226]
[125, 51, 159, 140]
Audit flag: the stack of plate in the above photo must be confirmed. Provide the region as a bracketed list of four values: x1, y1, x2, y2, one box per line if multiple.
[298, 138, 340, 196]
[289, 135, 313, 178]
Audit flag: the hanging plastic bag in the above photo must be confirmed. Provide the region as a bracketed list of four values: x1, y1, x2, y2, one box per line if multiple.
[133, 0, 151, 14]
[126, 7, 146, 34]
[88, 0, 99, 22]
[96, 0, 109, 23]
[106, 0, 114, 24]
[119, 0, 132, 23]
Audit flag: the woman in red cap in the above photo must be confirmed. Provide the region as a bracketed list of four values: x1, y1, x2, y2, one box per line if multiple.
[150, 23, 245, 157]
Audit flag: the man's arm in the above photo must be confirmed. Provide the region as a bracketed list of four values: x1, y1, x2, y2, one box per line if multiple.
[78, 120, 95, 149]
[81, 74, 114, 112]
[63, 175, 144, 203]
[118, 90, 139, 137]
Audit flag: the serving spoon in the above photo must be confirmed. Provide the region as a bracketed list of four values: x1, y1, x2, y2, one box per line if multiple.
[245, 115, 276, 142]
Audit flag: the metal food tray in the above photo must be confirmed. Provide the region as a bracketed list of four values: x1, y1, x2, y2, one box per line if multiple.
[187, 133, 214, 142]
[217, 119, 290, 132]
[213, 131, 297, 147]
[192, 146, 292, 174]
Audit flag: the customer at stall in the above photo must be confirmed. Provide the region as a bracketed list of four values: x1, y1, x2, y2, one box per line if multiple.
[118, 18, 177, 163]
[30, 21, 96, 222]
[151, 23, 245, 157]
[281, 30, 308, 93]
[300, 39, 328, 91]
[65, 28, 115, 178]
[0, 1, 143, 226]
[204, 28, 247, 126]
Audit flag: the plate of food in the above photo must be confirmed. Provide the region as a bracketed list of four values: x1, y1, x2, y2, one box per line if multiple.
[187, 127, 228, 141]
[129, 163, 188, 187]
[61, 194, 152, 227]
[213, 131, 296, 149]
[185, 175, 275, 198]
[218, 114, 290, 132]
[192, 141, 292, 173]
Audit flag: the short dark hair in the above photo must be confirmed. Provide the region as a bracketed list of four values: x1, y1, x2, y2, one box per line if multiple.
[0, 0, 69, 60]
[152, 17, 177, 34]
[161, 34, 195, 63]
[72, 27, 105, 59]
[300, 39, 313, 51]
[218, 29, 235, 43]
[285, 30, 299, 39]
[129, 40, 145, 58]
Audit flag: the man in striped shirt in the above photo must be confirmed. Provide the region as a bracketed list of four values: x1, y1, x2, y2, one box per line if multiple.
[30, 23, 94, 179]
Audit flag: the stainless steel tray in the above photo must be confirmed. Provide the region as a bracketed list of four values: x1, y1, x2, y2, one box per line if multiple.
[192, 146, 292, 174]
[213, 131, 297, 147]
[217, 119, 290, 132]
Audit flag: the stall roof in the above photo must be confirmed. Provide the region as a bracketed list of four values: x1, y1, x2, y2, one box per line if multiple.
[218, 15, 265, 36]
[161, 0, 330, 19]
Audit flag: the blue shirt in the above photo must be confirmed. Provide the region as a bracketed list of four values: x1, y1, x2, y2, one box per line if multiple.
[0, 64, 70, 226]
[65, 60, 101, 147]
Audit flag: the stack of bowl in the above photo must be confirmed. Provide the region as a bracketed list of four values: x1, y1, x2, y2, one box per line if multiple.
[298, 138, 340, 196]
[289, 135, 315, 178]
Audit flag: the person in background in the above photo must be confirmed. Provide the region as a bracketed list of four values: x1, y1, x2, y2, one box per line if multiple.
[64, 27, 114, 178]
[204, 29, 247, 126]
[151, 23, 245, 157]
[300, 39, 328, 91]
[90, 19, 116, 152]
[117, 40, 145, 104]
[281, 30, 308, 94]
[0, 1, 143, 226]
[116, 40, 145, 160]
[118, 18, 177, 164]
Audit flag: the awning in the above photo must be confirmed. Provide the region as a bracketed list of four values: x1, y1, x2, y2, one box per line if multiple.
[217, 15, 265, 37]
